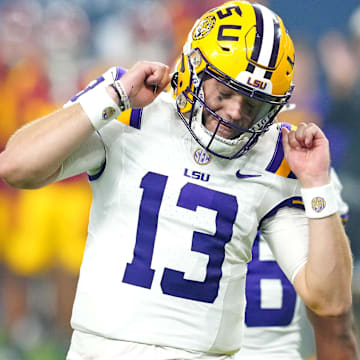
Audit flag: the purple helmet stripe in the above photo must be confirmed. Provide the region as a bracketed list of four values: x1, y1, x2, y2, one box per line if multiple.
[264, 70, 272, 80]
[246, 63, 255, 73]
[264, 18, 281, 79]
[268, 18, 281, 68]
[250, 4, 264, 63]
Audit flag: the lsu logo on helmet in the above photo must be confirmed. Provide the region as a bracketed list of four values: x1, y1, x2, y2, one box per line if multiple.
[193, 15, 217, 40]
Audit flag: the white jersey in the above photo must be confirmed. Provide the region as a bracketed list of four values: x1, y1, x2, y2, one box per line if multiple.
[237, 169, 349, 360]
[64, 68, 311, 355]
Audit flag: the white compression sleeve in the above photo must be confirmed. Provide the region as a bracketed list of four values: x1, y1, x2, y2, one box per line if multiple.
[261, 207, 309, 283]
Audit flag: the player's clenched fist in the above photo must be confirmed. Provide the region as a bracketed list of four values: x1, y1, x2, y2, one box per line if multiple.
[281, 122, 331, 188]
[119, 61, 170, 109]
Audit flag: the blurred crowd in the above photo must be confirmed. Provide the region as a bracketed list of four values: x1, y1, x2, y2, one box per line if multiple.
[0, 0, 359, 358]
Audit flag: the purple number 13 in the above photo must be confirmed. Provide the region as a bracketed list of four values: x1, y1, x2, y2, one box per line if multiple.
[122, 171, 238, 303]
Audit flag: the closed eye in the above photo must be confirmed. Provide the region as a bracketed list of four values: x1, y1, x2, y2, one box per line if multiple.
[219, 91, 232, 99]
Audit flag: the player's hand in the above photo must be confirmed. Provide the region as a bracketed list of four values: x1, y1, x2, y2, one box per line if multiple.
[281, 122, 331, 188]
[120, 61, 170, 108]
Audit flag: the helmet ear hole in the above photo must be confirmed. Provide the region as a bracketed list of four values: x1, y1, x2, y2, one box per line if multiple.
[170, 72, 179, 90]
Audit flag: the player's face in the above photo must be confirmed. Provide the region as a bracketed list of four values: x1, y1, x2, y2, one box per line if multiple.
[202, 78, 272, 140]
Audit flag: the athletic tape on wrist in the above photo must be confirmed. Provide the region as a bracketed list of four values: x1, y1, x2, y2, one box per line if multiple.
[113, 79, 131, 112]
[79, 86, 121, 130]
[301, 183, 338, 219]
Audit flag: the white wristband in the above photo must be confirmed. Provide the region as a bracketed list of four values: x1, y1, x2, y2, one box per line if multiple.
[301, 183, 338, 219]
[79, 86, 121, 130]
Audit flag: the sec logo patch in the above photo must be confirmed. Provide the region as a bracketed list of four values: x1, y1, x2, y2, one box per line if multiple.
[194, 148, 211, 165]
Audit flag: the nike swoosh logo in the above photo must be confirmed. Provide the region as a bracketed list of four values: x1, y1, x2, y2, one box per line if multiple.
[236, 170, 262, 179]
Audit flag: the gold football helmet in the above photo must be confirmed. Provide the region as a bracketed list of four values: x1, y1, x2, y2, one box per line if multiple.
[172, 1, 295, 159]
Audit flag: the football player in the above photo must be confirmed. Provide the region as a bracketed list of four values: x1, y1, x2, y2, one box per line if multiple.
[0, 1, 353, 359]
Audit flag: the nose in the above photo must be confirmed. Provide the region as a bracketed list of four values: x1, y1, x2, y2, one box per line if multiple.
[223, 96, 242, 121]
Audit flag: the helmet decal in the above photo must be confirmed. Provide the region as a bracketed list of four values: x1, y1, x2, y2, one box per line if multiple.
[236, 72, 273, 95]
[193, 15, 217, 40]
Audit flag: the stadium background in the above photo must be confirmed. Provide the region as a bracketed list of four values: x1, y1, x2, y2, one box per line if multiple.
[0, 0, 359, 358]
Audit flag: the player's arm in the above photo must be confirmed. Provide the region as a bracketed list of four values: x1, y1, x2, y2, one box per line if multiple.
[305, 169, 359, 359]
[306, 306, 359, 360]
[282, 123, 353, 317]
[0, 103, 98, 189]
[0, 61, 170, 189]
